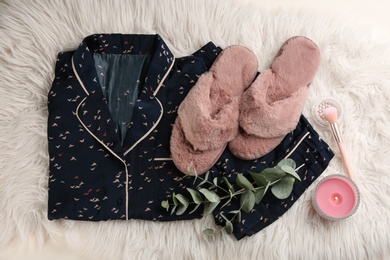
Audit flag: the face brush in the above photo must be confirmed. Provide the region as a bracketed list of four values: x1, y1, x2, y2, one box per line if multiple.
[312, 97, 343, 127]
[312, 106, 360, 220]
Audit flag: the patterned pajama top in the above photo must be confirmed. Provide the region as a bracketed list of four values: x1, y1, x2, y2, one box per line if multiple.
[47, 34, 333, 240]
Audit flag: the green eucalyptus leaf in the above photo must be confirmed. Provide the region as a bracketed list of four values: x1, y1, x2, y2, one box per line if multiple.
[175, 194, 189, 207]
[271, 176, 295, 199]
[172, 193, 179, 206]
[220, 213, 233, 234]
[203, 228, 215, 237]
[161, 200, 169, 211]
[240, 190, 256, 213]
[188, 203, 202, 214]
[236, 211, 242, 223]
[205, 201, 220, 214]
[213, 177, 219, 186]
[174, 194, 189, 215]
[260, 167, 286, 182]
[186, 188, 203, 205]
[276, 158, 296, 170]
[254, 187, 266, 204]
[205, 171, 210, 181]
[176, 204, 189, 215]
[224, 220, 233, 234]
[236, 174, 255, 191]
[199, 188, 220, 203]
[280, 165, 295, 175]
[170, 205, 177, 215]
[281, 165, 301, 181]
[223, 177, 235, 193]
[249, 171, 269, 186]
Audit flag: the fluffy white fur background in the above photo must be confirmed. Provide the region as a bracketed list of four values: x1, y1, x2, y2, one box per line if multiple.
[1, 0, 390, 259]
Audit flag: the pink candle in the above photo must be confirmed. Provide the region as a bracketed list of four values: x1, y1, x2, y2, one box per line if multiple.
[313, 175, 359, 220]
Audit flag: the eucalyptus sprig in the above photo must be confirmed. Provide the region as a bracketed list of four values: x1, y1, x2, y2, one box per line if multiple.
[161, 158, 302, 237]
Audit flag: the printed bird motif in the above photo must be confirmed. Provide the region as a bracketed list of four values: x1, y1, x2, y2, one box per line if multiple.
[89, 197, 100, 203]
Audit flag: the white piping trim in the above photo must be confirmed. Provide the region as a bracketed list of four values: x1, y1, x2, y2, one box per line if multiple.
[123, 59, 174, 156]
[71, 56, 89, 96]
[152, 59, 175, 96]
[153, 157, 173, 161]
[72, 53, 175, 219]
[76, 97, 129, 220]
[284, 132, 310, 159]
[123, 97, 164, 156]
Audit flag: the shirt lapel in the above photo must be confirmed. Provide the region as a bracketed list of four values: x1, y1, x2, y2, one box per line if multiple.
[71, 34, 174, 156]
[122, 35, 175, 155]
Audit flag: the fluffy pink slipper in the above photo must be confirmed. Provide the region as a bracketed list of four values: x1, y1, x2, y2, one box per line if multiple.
[170, 118, 226, 175]
[229, 128, 285, 161]
[171, 45, 258, 175]
[229, 36, 320, 160]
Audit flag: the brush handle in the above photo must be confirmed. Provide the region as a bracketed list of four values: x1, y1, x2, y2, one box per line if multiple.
[337, 142, 354, 180]
[330, 123, 354, 180]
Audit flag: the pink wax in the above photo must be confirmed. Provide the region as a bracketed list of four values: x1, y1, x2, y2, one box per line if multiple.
[314, 175, 358, 219]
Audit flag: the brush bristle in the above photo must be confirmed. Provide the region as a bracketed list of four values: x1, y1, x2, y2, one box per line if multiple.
[317, 100, 334, 121]
[322, 106, 338, 124]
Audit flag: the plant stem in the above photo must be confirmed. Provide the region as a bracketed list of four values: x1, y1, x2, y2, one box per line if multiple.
[167, 178, 282, 207]
[219, 178, 281, 200]
[196, 175, 231, 195]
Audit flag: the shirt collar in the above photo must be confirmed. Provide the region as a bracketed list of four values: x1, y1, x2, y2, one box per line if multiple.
[72, 33, 175, 97]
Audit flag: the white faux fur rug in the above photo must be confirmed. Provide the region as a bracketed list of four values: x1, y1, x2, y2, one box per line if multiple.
[1, 0, 390, 259]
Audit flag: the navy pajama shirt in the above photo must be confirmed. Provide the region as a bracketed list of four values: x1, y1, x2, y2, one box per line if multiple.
[47, 34, 333, 239]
